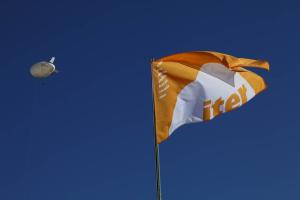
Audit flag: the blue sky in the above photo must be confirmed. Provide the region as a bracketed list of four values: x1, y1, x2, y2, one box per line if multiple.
[0, 0, 299, 199]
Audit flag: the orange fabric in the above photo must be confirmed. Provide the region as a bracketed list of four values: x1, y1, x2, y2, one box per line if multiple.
[152, 61, 198, 143]
[152, 51, 269, 144]
[157, 51, 269, 71]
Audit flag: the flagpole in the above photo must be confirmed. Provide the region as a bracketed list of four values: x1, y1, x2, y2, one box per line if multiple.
[154, 134, 162, 200]
[151, 59, 162, 200]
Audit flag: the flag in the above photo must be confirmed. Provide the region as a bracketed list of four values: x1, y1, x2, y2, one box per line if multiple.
[151, 51, 269, 144]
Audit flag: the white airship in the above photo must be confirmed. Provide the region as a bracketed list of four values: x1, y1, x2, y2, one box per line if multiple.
[30, 57, 57, 78]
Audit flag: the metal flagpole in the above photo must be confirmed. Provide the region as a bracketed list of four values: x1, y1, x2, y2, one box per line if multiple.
[151, 59, 162, 200]
[153, 114, 162, 200]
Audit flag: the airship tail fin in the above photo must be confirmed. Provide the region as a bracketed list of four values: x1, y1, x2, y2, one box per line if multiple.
[49, 57, 55, 63]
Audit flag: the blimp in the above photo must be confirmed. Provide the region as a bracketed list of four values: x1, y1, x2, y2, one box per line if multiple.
[30, 57, 57, 78]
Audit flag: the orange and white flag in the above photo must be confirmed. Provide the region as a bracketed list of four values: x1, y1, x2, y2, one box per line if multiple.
[152, 51, 269, 144]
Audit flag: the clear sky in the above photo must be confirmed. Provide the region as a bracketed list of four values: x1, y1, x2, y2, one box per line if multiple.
[0, 0, 299, 199]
